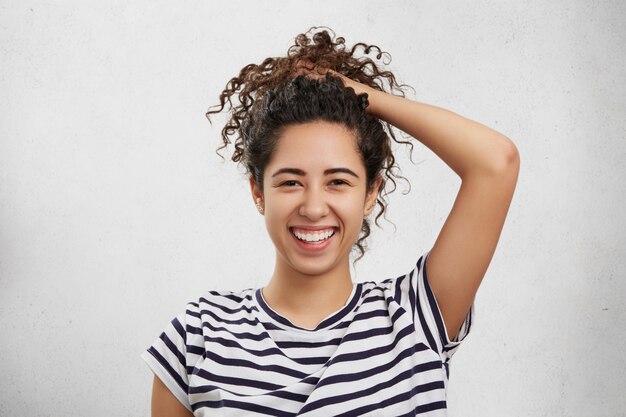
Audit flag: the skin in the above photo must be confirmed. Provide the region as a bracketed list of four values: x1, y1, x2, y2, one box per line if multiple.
[151, 375, 193, 417]
[250, 121, 381, 329]
[151, 121, 380, 415]
[296, 60, 519, 341]
[150, 59, 520, 415]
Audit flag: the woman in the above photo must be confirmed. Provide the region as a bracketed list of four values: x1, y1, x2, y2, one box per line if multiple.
[141, 27, 520, 416]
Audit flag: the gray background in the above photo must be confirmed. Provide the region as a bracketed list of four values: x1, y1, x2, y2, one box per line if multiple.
[1, 1, 624, 416]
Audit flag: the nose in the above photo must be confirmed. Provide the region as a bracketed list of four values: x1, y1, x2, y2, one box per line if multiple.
[298, 187, 329, 220]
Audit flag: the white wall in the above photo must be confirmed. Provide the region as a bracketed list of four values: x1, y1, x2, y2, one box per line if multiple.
[1, 1, 624, 416]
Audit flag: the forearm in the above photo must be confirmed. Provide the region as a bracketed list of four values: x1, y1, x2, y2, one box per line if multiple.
[366, 88, 517, 179]
[304, 64, 517, 178]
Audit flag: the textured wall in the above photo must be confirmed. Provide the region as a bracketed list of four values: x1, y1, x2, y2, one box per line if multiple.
[1, 1, 624, 416]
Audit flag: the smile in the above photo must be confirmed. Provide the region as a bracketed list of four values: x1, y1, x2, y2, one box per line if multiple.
[290, 227, 336, 244]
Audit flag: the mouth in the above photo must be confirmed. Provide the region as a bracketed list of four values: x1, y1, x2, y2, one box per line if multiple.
[289, 227, 336, 246]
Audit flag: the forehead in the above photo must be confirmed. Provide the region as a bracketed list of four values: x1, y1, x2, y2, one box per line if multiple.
[267, 121, 363, 172]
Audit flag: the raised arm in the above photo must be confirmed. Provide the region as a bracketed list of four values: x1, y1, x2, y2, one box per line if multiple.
[300, 62, 520, 341]
[365, 89, 519, 341]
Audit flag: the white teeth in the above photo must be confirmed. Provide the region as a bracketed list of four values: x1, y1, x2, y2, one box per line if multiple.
[292, 229, 335, 242]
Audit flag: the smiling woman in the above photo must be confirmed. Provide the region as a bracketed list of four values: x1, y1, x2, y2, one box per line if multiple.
[255, 121, 377, 285]
[140, 27, 519, 417]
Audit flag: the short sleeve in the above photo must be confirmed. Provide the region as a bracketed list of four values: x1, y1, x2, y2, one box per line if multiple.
[411, 250, 475, 361]
[141, 305, 197, 412]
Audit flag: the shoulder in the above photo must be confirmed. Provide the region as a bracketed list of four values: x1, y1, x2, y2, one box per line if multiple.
[360, 254, 428, 294]
[182, 287, 257, 328]
[187, 287, 255, 312]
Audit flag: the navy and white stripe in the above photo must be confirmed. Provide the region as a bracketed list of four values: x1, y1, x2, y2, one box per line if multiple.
[141, 251, 475, 416]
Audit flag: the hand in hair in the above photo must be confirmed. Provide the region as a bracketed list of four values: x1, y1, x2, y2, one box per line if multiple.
[207, 27, 414, 164]
[293, 58, 374, 100]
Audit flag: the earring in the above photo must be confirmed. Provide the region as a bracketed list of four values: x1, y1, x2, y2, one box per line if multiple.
[256, 197, 264, 213]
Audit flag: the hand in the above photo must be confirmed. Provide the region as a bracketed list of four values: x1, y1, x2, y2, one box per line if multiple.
[293, 59, 373, 97]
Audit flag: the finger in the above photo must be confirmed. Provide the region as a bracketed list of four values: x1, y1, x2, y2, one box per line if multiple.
[295, 59, 316, 70]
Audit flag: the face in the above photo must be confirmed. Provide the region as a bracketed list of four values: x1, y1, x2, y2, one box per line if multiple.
[250, 121, 380, 277]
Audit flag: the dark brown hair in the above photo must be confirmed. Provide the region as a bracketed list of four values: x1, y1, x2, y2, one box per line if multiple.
[206, 27, 413, 262]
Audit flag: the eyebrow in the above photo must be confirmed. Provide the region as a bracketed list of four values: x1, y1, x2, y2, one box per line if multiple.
[271, 167, 360, 178]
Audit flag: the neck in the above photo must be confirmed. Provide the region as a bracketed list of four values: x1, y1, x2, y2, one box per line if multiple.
[261, 253, 354, 328]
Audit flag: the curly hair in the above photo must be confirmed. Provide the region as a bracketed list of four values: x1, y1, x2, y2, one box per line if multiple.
[206, 26, 413, 262]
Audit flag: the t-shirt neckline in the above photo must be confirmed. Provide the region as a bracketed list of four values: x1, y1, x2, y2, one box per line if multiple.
[254, 283, 362, 332]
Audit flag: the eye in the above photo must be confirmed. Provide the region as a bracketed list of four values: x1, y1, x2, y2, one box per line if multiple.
[329, 179, 349, 186]
[280, 180, 301, 187]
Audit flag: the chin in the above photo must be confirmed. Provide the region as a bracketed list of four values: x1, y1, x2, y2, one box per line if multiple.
[290, 258, 337, 277]
[280, 249, 348, 277]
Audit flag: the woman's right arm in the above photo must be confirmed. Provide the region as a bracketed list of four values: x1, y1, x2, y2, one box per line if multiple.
[151, 375, 194, 417]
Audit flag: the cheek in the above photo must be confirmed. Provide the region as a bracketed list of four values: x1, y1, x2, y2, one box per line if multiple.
[264, 197, 293, 229]
[336, 197, 367, 225]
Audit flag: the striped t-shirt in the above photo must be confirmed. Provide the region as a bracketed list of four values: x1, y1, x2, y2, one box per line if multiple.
[141, 251, 474, 416]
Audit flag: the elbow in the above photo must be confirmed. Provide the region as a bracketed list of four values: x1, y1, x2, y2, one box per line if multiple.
[491, 136, 520, 175]
[504, 138, 520, 171]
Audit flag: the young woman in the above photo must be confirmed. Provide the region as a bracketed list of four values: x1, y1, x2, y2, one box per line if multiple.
[141, 28, 520, 416]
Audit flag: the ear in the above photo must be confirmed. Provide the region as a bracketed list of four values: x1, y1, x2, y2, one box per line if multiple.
[364, 176, 382, 217]
[249, 176, 264, 214]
